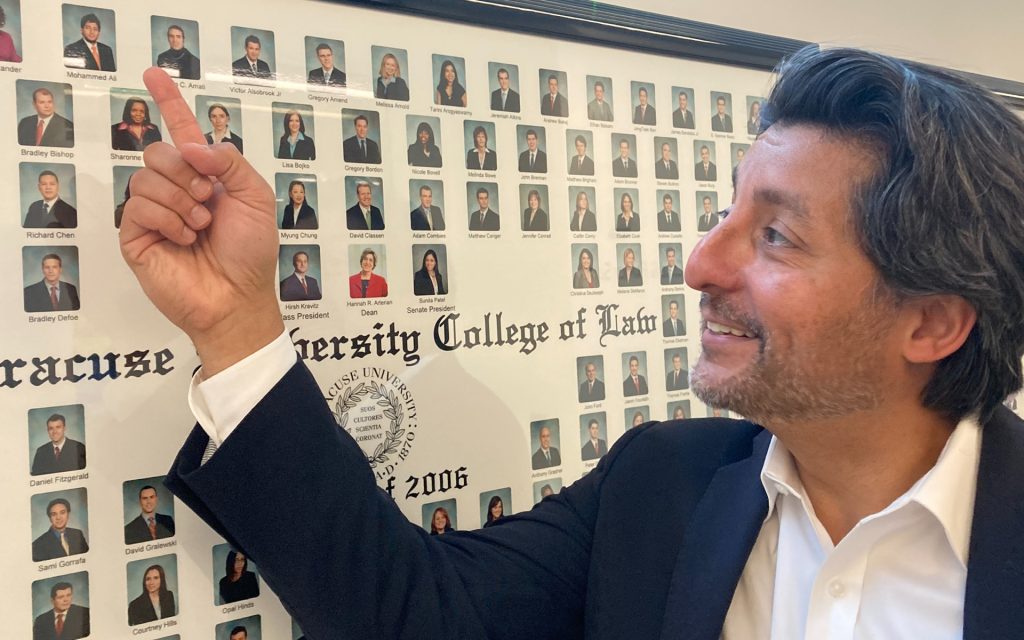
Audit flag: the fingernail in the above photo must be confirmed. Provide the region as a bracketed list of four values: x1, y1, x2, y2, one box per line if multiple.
[190, 176, 212, 199]
[190, 204, 211, 227]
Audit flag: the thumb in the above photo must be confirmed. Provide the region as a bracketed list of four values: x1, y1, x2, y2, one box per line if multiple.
[179, 142, 269, 199]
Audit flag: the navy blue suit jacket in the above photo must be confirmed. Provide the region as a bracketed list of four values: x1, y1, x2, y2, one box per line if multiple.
[165, 361, 1024, 639]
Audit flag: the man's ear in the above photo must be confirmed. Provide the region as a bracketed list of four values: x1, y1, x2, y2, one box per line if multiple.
[902, 295, 977, 364]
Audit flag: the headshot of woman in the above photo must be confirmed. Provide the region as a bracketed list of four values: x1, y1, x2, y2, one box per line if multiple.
[0, 6, 21, 62]
[349, 248, 388, 298]
[747, 100, 761, 135]
[430, 507, 453, 535]
[111, 98, 163, 151]
[618, 247, 643, 286]
[483, 496, 504, 528]
[435, 59, 467, 108]
[408, 121, 442, 168]
[615, 192, 641, 232]
[375, 52, 409, 101]
[205, 104, 243, 153]
[522, 189, 549, 231]
[277, 110, 316, 160]
[573, 247, 599, 289]
[281, 180, 317, 229]
[413, 249, 446, 296]
[570, 191, 597, 232]
[127, 564, 177, 625]
[673, 405, 687, 420]
[631, 411, 645, 428]
[466, 125, 496, 170]
[219, 549, 260, 604]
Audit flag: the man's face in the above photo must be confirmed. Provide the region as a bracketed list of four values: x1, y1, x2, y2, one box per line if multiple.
[354, 118, 368, 139]
[663, 198, 674, 215]
[589, 423, 599, 439]
[661, 144, 671, 162]
[81, 21, 99, 43]
[167, 28, 184, 50]
[245, 41, 260, 62]
[230, 632, 247, 640]
[673, 355, 682, 372]
[42, 258, 62, 285]
[139, 488, 158, 515]
[497, 71, 509, 90]
[294, 253, 308, 275]
[679, 93, 688, 111]
[629, 359, 639, 376]
[318, 48, 333, 68]
[737, 149, 746, 163]
[703, 198, 713, 214]
[666, 251, 676, 268]
[548, 78, 558, 95]
[34, 92, 55, 118]
[51, 588, 73, 614]
[575, 139, 586, 156]
[701, 147, 710, 164]
[585, 363, 596, 381]
[357, 185, 372, 207]
[476, 191, 489, 210]
[619, 141, 630, 159]
[48, 503, 69, 530]
[526, 133, 537, 151]
[669, 301, 679, 319]
[539, 427, 551, 448]
[594, 84, 604, 101]
[717, 98, 727, 115]
[47, 419, 66, 443]
[638, 89, 648, 106]
[38, 175, 59, 200]
[419, 189, 432, 208]
[685, 124, 899, 423]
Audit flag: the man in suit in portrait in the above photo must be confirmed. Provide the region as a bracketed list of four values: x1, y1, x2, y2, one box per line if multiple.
[712, 95, 733, 132]
[663, 299, 685, 337]
[24, 253, 80, 313]
[31, 498, 89, 561]
[410, 184, 445, 231]
[24, 171, 77, 229]
[612, 138, 638, 178]
[307, 43, 346, 87]
[578, 361, 606, 403]
[695, 145, 717, 181]
[633, 86, 656, 125]
[32, 582, 90, 640]
[229, 626, 248, 640]
[531, 425, 561, 470]
[587, 81, 613, 121]
[343, 115, 382, 164]
[280, 251, 322, 301]
[62, 13, 115, 71]
[673, 90, 695, 129]
[655, 142, 679, 180]
[666, 352, 689, 391]
[469, 187, 500, 231]
[156, 24, 200, 80]
[124, 485, 176, 544]
[581, 419, 608, 461]
[490, 68, 520, 112]
[18, 88, 75, 148]
[540, 74, 568, 117]
[658, 194, 682, 233]
[232, 35, 272, 80]
[661, 247, 684, 285]
[518, 129, 547, 173]
[568, 135, 595, 176]
[346, 181, 385, 230]
[31, 413, 86, 476]
[697, 195, 718, 232]
[622, 355, 648, 397]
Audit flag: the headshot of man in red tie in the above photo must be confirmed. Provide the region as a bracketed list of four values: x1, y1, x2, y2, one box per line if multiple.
[32, 580, 90, 640]
[17, 86, 75, 148]
[23, 252, 80, 313]
[124, 484, 176, 545]
[31, 412, 87, 476]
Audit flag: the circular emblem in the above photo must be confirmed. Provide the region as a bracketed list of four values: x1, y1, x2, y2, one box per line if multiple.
[327, 367, 417, 470]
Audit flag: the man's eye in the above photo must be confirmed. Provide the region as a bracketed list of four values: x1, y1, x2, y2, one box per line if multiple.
[763, 227, 792, 246]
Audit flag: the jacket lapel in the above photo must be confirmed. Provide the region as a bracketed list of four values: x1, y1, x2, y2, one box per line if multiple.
[660, 430, 771, 640]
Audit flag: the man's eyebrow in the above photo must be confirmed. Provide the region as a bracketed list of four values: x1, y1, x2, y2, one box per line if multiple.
[750, 185, 810, 220]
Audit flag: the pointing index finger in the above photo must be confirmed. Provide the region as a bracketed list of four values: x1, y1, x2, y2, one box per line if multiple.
[143, 66, 205, 147]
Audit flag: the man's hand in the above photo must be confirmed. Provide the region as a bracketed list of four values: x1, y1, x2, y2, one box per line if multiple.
[120, 68, 283, 376]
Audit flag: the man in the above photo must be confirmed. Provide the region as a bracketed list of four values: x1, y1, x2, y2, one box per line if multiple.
[32, 582, 89, 640]
[611, 138, 637, 178]
[697, 195, 718, 232]
[633, 86, 656, 125]
[673, 90, 695, 129]
[342, 115, 382, 164]
[517, 129, 547, 173]
[655, 142, 679, 180]
[24, 171, 77, 229]
[711, 95, 733, 132]
[490, 68, 519, 112]
[62, 13, 115, 71]
[125, 47, 1024, 638]
[31, 498, 89, 561]
[587, 80, 613, 121]
[662, 299, 685, 337]
[540, 74, 567, 117]
[568, 135, 594, 176]
[580, 419, 607, 461]
[531, 425, 561, 469]
[18, 88, 75, 148]
[345, 182, 384, 231]
[307, 43, 345, 87]
[657, 194, 681, 234]
[31, 413, 86, 476]
[695, 145, 717, 181]
[156, 25, 200, 80]
[578, 361, 605, 403]
[24, 253, 80, 313]
[279, 251, 321, 301]
[666, 352, 688, 391]
[661, 247, 683, 285]
[468, 187, 499, 231]
[231, 35, 271, 79]
[229, 627, 247, 640]
[410, 184, 444, 231]
[618, 248, 642, 287]
[124, 485, 175, 544]
[622, 355, 648, 397]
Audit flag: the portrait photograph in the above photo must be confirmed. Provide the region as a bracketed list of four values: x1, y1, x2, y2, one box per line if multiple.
[348, 244, 389, 299]
[150, 16, 200, 80]
[626, 406, 650, 430]
[411, 244, 448, 296]
[113, 165, 140, 228]
[579, 412, 608, 462]
[230, 26, 275, 82]
[274, 174, 318, 230]
[653, 137, 679, 180]
[122, 476, 176, 545]
[345, 176, 386, 231]
[479, 487, 512, 528]
[27, 404, 86, 477]
[659, 241, 684, 286]
[277, 244, 322, 302]
[693, 139, 718, 182]
[530, 418, 562, 470]
[408, 179, 446, 232]
[710, 90, 734, 133]
[516, 125, 548, 174]
[432, 54, 468, 108]
[519, 183, 550, 232]
[342, 109, 383, 164]
[706, 406, 731, 419]
[731, 142, 750, 167]
[576, 355, 607, 404]
[613, 188, 641, 233]
[31, 571, 90, 640]
[630, 81, 657, 126]
[487, 62, 520, 113]
[406, 115, 443, 168]
[568, 186, 597, 233]
[621, 351, 650, 398]
[611, 132, 638, 178]
[61, 5, 116, 71]
[571, 242, 600, 290]
[30, 488, 89, 562]
[272, 102, 316, 161]
[20, 162, 77, 229]
[745, 95, 765, 136]
[422, 498, 458, 536]
[126, 553, 178, 625]
[671, 86, 696, 130]
[0, 1, 23, 63]
[662, 293, 686, 338]
[304, 36, 346, 88]
[465, 181, 500, 231]
[696, 191, 720, 233]
[585, 75, 614, 122]
[668, 399, 692, 421]
[22, 245, 80, 313]
[196, 95, 243, 154]
[370, 45, 410, 101]
[538, 68, 568, 117]
[213, 543, 261, 605]
[656, 190, 682, 234]
[463, 120, 497, 171]
[533, 477, 562, 504]
[664, 347, 690, 393]
[16, 80, 75, 148]
[109, 88, 163, 152]
[566, 129, 595, 176]
[216, 615, 262, 640]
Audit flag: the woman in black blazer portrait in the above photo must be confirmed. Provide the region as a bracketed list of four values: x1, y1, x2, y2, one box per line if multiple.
[219, 549, 260, 603]
[483, 496, 504, 528]
[435, 59, 467, 108]
[111, 97, 163, 151]
[204, 103, 243, 153]
[466, 125, 497, 171]
[281, 180, 317, 229]
[375, 53, 409, 101]
[408, 121, 442, 167]
[413, 249, 447, 296]
[615, 192, 640, 232]
[128, 564, 177, 625]
[522, 189, 549, 231]
[277, 110, 316, 160]
[429, 507, 454, 535]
